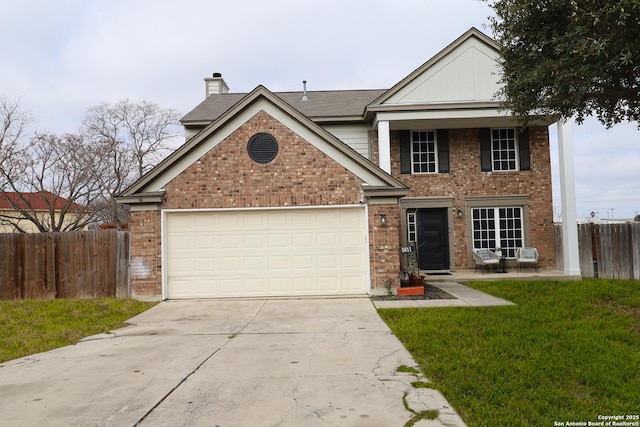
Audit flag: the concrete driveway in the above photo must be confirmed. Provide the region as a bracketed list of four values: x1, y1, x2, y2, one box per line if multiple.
[0, 298, 465, 427]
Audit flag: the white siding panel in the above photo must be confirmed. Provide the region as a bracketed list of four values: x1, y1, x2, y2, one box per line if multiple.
[164, 207, 369, 299]
[322, 124, 370, 159]
[386, 38, 502, 105]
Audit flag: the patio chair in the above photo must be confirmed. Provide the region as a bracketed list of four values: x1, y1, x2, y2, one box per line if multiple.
[515, 247, 539, 272]
[472, 248, 500, 274]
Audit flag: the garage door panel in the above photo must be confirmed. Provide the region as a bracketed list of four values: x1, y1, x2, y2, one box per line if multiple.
[317, 233, 337, 247]
[317, 254, 338, 268]
[269, 278, 290, 293]
[268, 255, 289, 270]
[341, 253, 365, 267]
[218, 278, 235, 290]
[218, 214, 242, 228]
[292, 232, 313, 248]
[292, 278, 314, 293]
[194, 257, 217, 272]
[165, 207, 369, 299]
[293, 255, 313, 269]
[219, 234, 239, 249]
[244, 256, 265, 271]
[219, 256, 241, 271]
[341, 276, 366, 293]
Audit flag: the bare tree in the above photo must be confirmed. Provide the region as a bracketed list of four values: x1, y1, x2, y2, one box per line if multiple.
[0, 132, 105, 232]
[1, 96, 31, 151]
[81, 99, 181, 229]
[82, 99, 181, 179]
[0, 97, 181, 232]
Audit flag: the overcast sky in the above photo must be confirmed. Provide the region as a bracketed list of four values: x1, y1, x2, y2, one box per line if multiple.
[1, 0, 638, 219]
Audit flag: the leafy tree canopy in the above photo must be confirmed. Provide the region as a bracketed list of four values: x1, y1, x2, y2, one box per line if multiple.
[485, 0, 640, 127]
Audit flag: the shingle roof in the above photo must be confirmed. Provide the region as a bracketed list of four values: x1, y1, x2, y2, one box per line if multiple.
[181, 89, 387, 124]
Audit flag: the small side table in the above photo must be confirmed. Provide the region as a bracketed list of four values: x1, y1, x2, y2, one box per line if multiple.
[496, 249, 507, 273]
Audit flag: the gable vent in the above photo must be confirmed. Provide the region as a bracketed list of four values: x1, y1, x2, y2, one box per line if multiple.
[247, 133, 278, 163]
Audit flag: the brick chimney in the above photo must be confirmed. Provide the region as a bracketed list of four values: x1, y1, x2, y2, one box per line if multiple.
[204, 72, 229, 98]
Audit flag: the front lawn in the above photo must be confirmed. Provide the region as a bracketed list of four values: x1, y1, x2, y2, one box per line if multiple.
[378, 279, 640, 426]
[0, 298, 157, 364]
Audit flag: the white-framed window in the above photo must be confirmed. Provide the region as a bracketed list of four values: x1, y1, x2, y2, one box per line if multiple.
[407, 212, 417, 242]
[411, 131, 437, 173]
[472, 207, 523, 258]
[492, 128, 518, 171]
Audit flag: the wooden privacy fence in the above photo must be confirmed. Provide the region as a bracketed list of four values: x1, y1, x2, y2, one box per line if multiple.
[0, 230, 130, 300]
[555, 222, 640, 280]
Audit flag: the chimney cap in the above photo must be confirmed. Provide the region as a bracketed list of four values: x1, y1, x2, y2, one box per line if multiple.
[212, 72, 222, 78]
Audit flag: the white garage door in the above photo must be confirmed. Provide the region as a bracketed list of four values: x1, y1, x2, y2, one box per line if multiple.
[164, 206, 369, 299]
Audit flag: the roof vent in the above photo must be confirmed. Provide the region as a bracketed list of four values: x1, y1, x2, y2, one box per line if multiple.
[301, 80, 309, 101]
[247, 133, 278, 163]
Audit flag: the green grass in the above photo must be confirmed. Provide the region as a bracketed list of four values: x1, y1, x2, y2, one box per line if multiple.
[0, 298, 157, 364]
[378, 279, 640, 426]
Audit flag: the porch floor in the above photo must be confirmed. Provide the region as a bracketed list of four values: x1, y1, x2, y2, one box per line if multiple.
[424, 268, 581, 283]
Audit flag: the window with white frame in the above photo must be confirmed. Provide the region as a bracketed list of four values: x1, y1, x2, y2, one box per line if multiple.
[472, 207, 523, 258]
[492, 128, 518, 171]
[411, 131, 437, 173]
[407, 212, 417, 242]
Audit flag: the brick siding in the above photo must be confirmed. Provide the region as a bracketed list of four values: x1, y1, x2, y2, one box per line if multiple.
[374, 126, 555, 270]
[368, 204, 403, 293]
[129, 111, 368, 297]
[129, 116, 556, 298]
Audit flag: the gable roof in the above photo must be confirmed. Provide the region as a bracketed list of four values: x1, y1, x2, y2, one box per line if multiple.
[181, 28, 502, 128]
[0, 191, 85, 211]
[370, 27, 501, 107]
[121, 85, 407, 200]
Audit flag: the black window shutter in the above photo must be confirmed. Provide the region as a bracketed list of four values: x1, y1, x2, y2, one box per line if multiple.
[479, 128, 492, 172]
[399, 130, 411, 174]
[437, 129, 450, 173]
[519, 128, 531, 171]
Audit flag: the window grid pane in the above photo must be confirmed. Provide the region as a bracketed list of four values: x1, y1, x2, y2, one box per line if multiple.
[411, 131, 437, 174]
[407, 213, 417, 242]
[472, 208, 496, 251]
[471, 207, 524, 258]
[499, 207, 523, 258]
[491, 128, 518, 171]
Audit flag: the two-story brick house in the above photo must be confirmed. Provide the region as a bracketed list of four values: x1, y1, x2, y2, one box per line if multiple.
[119, 28, 558, 299]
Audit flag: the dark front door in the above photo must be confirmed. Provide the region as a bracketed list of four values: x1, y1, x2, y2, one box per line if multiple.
[416, 208, 450, 270]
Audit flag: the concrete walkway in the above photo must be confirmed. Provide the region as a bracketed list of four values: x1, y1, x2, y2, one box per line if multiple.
[373, 281, 515, 309]
[0, 298, 466, 427]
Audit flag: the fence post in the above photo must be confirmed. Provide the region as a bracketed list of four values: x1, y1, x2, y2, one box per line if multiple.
[633, 222, 640, 280]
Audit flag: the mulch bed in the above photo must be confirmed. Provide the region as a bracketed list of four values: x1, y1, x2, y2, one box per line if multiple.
[373, 284, 456, 301]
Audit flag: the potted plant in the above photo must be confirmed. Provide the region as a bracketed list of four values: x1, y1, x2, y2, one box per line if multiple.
[406, 254, 425, 286]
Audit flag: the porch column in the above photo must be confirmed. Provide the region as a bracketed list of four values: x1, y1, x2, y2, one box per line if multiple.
[557, 119, 581, 276]
[378, 120, 391, 174]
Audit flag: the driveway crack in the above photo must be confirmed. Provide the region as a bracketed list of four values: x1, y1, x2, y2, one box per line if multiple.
[132, 299, 268, 426]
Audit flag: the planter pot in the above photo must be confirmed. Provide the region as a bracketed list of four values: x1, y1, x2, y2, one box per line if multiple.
[397, 286, 424, 296]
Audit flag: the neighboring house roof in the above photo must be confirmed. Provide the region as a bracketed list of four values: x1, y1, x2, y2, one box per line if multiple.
[121, 85, 408, 200]
[0, 191, 85, 211]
